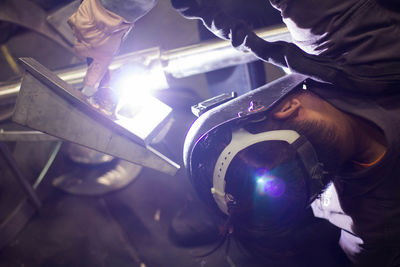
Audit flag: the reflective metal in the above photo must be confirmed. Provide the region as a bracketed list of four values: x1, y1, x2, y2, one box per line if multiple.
[52, 159, 142, 196]
[0, 26, 290, 101]
[66, 143, 114, 165]
[162, 26, 291, 78]
[12, 57, 179, 175]
[0, 130, 59, 141]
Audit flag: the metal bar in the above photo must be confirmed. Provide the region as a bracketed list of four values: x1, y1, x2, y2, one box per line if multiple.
[0, 130, 60, 141]
[33, 141, 62, 189]
[162, 26, 291, 78]
[0, 25, 290, 101]
[0, 142, 42, 209]
[0, 142, 61, 249]
[0, 198, 37, 250]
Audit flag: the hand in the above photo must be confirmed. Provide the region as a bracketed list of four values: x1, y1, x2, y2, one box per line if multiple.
[68, 0, 133, 95]
[170, 0, 202, 16]
[171, 0, 254, 51]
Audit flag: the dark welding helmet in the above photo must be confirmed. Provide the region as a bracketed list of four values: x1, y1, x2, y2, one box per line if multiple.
[183, 74, 329, 215]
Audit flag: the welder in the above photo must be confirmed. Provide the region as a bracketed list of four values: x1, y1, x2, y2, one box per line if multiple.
[68, 0, 400, 265]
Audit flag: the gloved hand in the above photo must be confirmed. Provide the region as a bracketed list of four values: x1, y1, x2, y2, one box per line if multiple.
[68, 0, 133, 96]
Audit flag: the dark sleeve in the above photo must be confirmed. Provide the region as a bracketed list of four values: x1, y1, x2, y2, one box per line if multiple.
[172, 0, 400, 95]
[245, 37, 400, 95]
[375, 0, 400, 10]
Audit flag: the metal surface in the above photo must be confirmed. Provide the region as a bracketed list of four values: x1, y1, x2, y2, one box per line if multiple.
[0, 140, 61, 250]
[0, 130, 59, 141]
[162, 26, 291, 78]
[0, 26, 290, 101]
[0, 139, 61, 250]
[0, 142, 42, 209]
[33, 141, 62, 189]
[0, 0, 75, 54]
[191, 92, 237, 117]
[52, 159, 142, 196]
[0, 198, 37, 250]
[47, 0, 81, 46]
[67, 144, 115, 165]
[12, 58, 180, 176]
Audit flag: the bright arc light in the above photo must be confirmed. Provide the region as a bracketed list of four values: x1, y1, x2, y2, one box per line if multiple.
[111, 63, 171, 142]
[113, 63, 168, 101]
[255, 169, 285, 198]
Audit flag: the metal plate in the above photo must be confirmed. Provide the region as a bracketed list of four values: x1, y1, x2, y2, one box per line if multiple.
[12, 58, 180, 176]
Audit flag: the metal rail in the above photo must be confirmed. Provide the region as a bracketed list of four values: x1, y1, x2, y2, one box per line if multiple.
[0, 25, 290, 101]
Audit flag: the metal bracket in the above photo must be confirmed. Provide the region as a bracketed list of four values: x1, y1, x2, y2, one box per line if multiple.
[12, 57, 180, 176]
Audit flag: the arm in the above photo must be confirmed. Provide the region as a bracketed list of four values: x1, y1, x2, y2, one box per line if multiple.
[170, 0, 347, 90]
[171, 0, 400, 95]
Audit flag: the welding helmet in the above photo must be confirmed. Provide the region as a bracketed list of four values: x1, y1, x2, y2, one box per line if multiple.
[183, 74, 329, 216]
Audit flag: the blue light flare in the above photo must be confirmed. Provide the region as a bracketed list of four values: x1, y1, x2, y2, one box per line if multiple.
[255, 169, 285, 198]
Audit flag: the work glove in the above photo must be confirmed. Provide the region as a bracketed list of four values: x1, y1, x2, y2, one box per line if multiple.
[68, 0, 133, 96]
